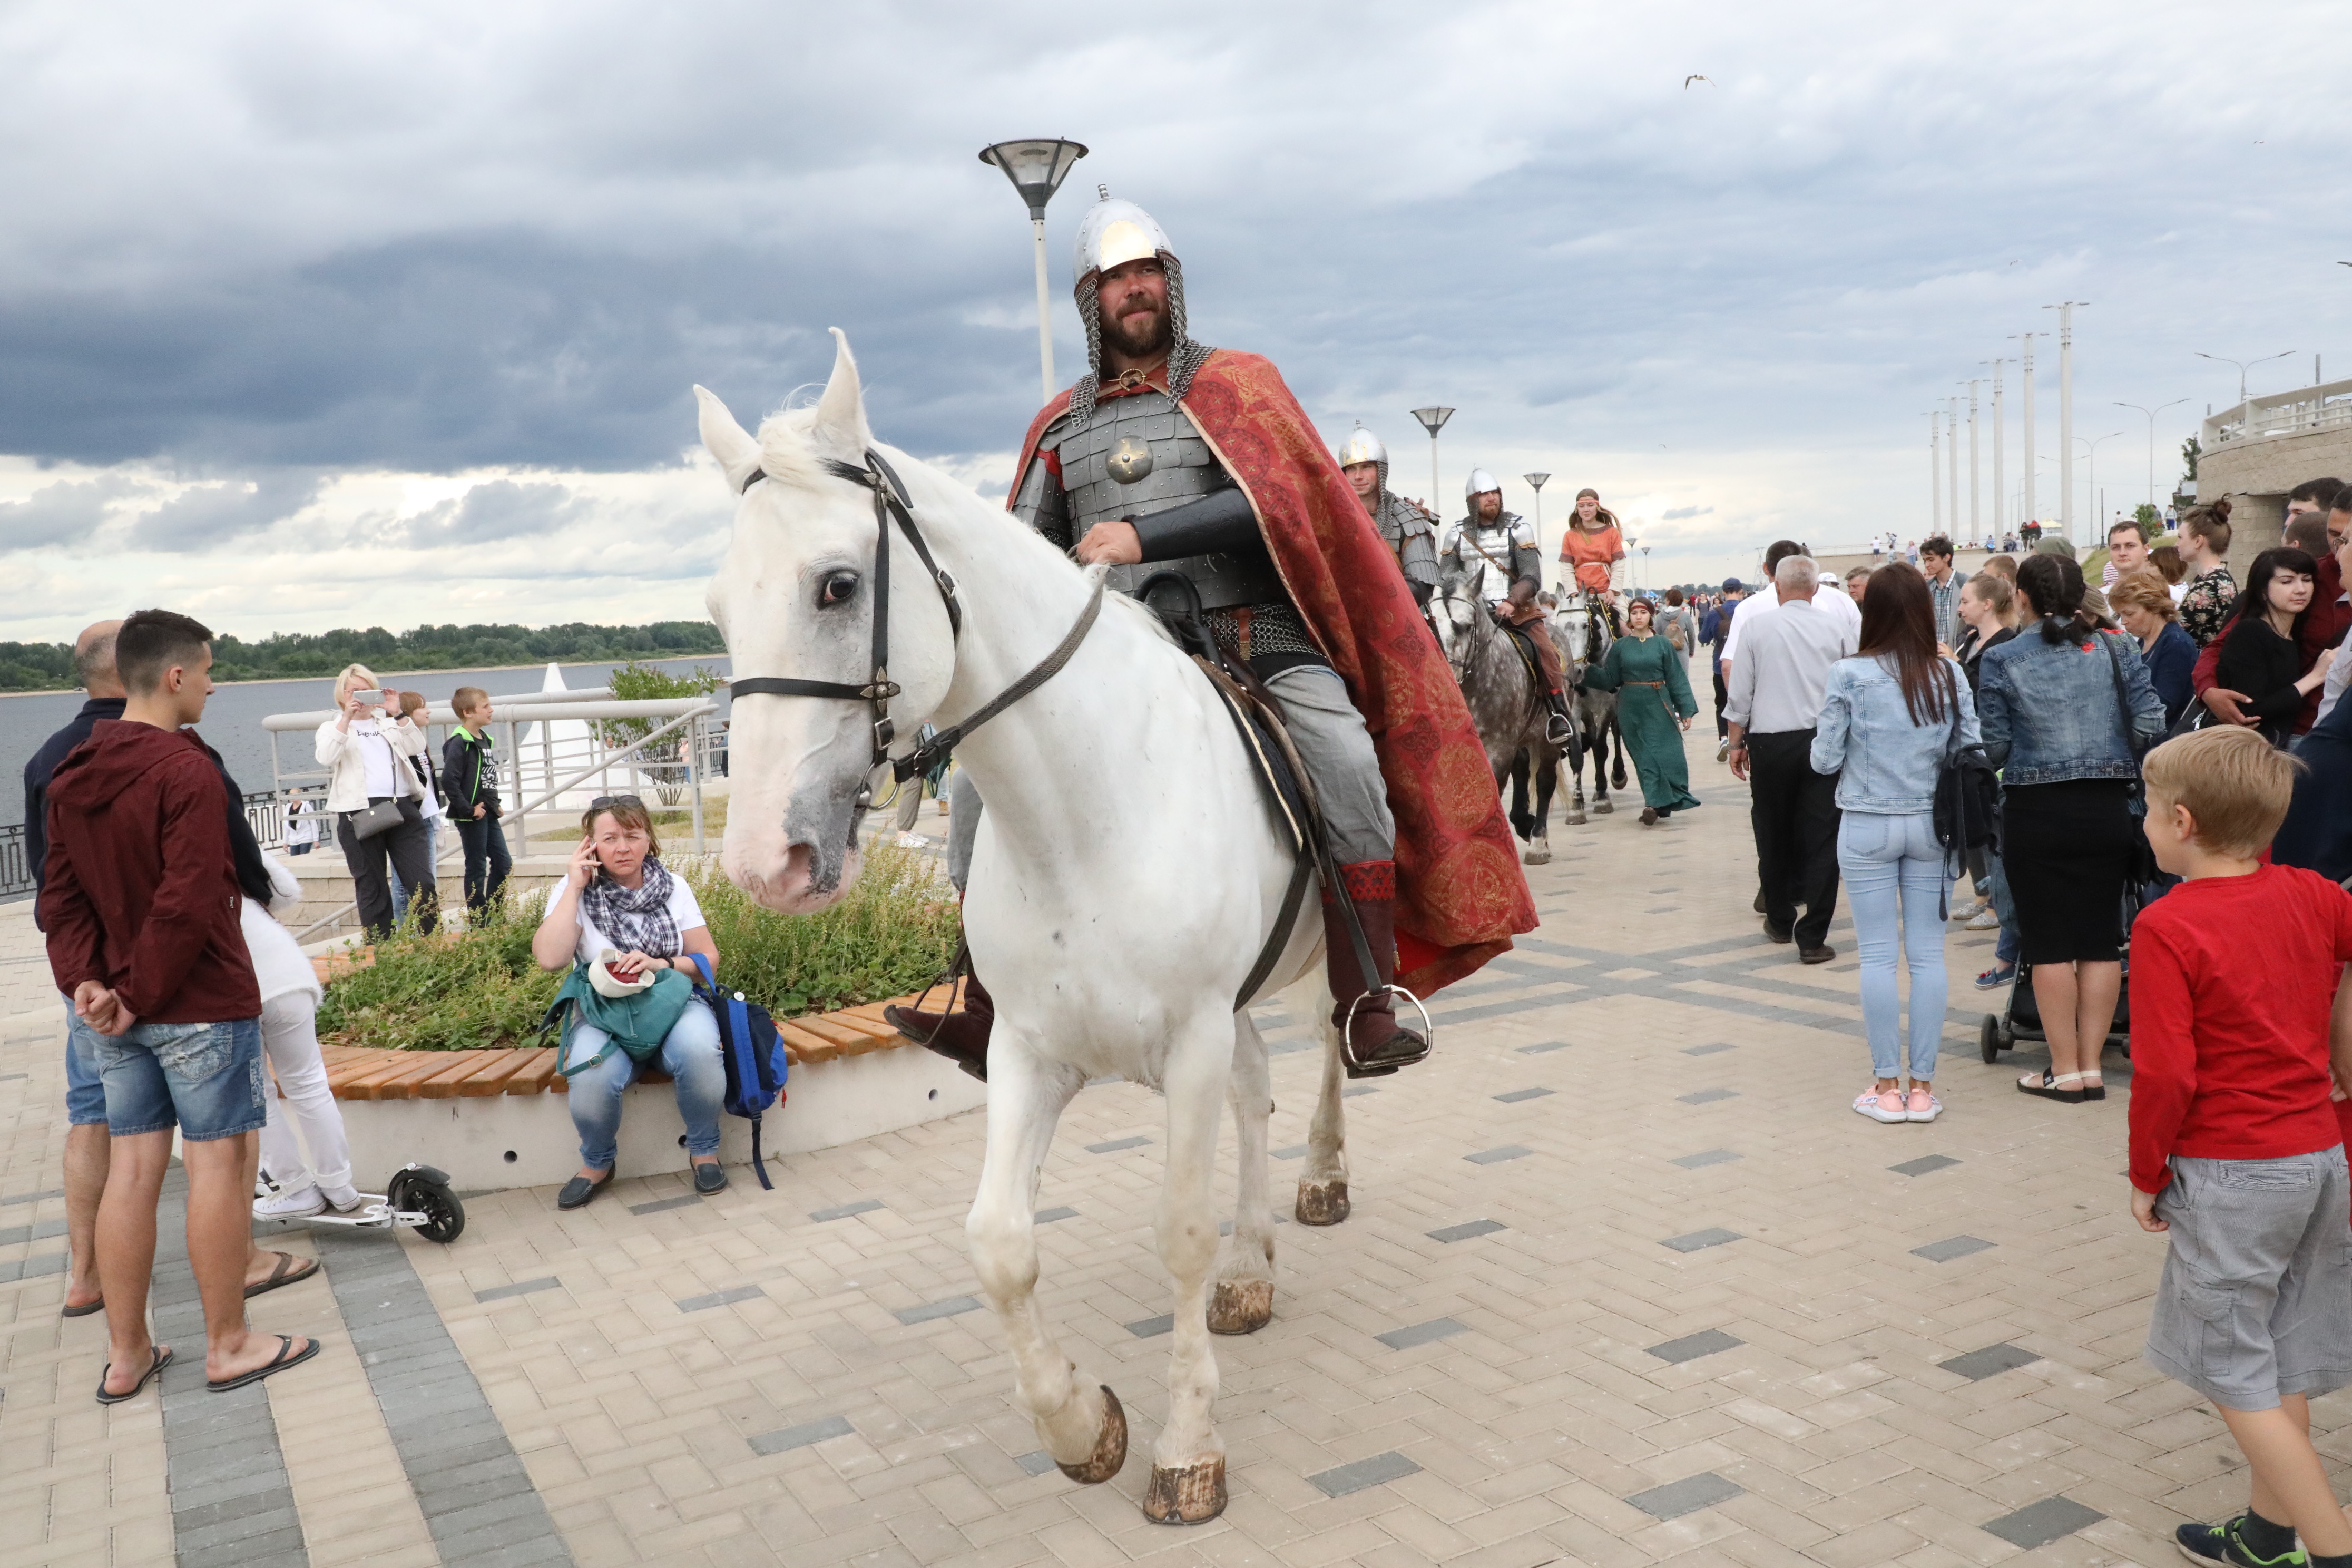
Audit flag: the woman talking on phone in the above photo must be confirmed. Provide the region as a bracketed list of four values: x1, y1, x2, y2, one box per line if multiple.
[531, 796, 725, 1208]
[315, 663, 437, 938]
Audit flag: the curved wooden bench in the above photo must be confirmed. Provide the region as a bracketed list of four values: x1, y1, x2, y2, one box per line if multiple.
[319, 979, 964, 1101]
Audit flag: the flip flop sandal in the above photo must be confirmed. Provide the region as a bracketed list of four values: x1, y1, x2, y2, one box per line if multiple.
[207, 1334, 321, 1394]
[243, 1251, 321, 1299]
[62, 1296, 105, 1319]
[96, 1345, 173, 1405]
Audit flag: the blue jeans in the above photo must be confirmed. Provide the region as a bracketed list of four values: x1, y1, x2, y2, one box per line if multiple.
[92, 1016, 266, 1140]
[63, 996, 107, 1126]
[566, 1000, 724, 1171]
[1838, 811, 1949, 1082]
[1984, 852, 2020, 966]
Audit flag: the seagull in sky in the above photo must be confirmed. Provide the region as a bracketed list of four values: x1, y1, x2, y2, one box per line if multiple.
[1684, 74, 1711, 88]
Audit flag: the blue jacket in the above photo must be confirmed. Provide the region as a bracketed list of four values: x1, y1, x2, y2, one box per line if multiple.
[1977, 623, 2167, 785]
[1809, 654, 1979, 813]
[2140, 620, 2198, 727]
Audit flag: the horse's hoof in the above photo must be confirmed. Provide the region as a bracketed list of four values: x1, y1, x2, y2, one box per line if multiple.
[1208, 1278, 1273, 1335]
[1054, 1384, 1128, 1484]
[1522, 848, 1550, 865]
[1593, 800, 1614, 815]
[1143, 1455, 1228, 1525]
[1295, 1180, 1351, 1227]
[1567, 811, 1586, 826]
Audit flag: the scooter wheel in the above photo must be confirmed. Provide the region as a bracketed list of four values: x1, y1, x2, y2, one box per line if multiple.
[389, 1169, 466, 1244]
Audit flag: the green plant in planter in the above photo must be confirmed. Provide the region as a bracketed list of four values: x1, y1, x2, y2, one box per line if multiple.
[320, 839, 960, 1050]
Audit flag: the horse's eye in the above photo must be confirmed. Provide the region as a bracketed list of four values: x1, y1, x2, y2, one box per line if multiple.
[819, 571, 858, 608]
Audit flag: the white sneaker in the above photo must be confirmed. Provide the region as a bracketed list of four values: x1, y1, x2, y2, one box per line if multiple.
[1948, 899, 1984, 923]
[1965, 908, 2000, 931]
[321, 1185, 366, 1213]
[254, 1185, 326, 1220]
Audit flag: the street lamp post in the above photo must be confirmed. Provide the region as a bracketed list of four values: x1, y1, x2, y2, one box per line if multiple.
[1987, 359, 2008, 539]
[1523, 472, 1550, 542]
[1963, 378, 1981, 543]
[2114, 399, 2190, 513]
[1925, 413, 1939, 532]
[2194, 349, 2296, 410]
[1410, 407, 1455, 518]
[1946, 399, 1960, 538]
[2011, 331, 2039, 530]
[978, 138, 1090, 403]
[2045, 302, 2089, 543]
[2076, 430, 2125, 542]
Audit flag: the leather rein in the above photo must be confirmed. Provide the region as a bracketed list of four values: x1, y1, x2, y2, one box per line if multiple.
[724, 448, 1105, 792]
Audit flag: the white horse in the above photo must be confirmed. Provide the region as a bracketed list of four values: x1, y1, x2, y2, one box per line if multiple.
[701, 332, 1360, 1525]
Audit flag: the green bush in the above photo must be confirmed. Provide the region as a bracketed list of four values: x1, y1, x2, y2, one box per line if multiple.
[317, 840, 958, 1051]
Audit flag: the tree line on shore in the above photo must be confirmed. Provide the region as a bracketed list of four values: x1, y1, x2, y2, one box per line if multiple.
[0, 620, 727, 691]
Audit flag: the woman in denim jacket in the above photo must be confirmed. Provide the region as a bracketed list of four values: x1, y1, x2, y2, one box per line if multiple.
[1977, 553, 2166, 1103]
[1811, 564, 1978, 1125]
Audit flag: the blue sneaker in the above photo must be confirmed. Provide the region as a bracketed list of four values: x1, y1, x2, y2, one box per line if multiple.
[2175, 1514, 2307, 1565]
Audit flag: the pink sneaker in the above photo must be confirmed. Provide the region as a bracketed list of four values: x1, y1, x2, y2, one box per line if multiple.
[1906, 1089, 1941, 1123]
[1853, 1086, 1907, 1123]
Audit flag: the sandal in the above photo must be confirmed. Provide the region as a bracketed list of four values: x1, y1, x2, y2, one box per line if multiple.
[95, 1345, 172, 1405]
[2018, 1070, 2093, 1103]
[207, 1334, 321, 1393]
[243, 1250, 320, 1299]
[62, 1295, 104, 1319]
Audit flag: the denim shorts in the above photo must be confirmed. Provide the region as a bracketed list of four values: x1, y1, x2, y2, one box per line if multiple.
[64, 996, 108, 1126]
[93, 1016, 267, 1141]
[2147, 1148, 2352, 1410]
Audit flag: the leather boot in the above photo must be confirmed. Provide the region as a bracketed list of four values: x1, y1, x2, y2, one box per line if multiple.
[1324, 864, 1429, 1079]
[1543, 691, 1576, 747]
[885, 966, 993, 1082]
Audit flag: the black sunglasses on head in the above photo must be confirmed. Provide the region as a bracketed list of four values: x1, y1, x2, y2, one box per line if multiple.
[588, 795, 645, 811]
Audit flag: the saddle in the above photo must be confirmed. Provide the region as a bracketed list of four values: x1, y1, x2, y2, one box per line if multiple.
[1496, 620, 1545, 688]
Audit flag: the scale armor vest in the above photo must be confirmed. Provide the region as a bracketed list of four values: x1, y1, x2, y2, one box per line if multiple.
[1015, 387, 1318, 663]
[1374, 492, 1440, 588]
[1442, 512, 1541, 604]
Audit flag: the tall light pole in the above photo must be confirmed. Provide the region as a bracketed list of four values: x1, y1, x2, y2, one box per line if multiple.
[2012, 332, 2039, 528]
[1946, 398, 1960, 538]
[1987, 359, 2008, 539]
[1962, 378, 1982, 543]
[2115, 398, 2189, 513]
[2077, 430, 2125, 540]
[1925, 413, 1940, 532]
[2194, 349, 2296, 410]
[1410, 407, 1454, 518]
[2045, 302, 2089, 543]
[978, 138, 1089, 402]
[1523, 472, 1550, 542]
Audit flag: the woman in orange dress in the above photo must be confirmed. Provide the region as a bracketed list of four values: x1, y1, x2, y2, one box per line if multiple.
[1559, 489, 1626, 594]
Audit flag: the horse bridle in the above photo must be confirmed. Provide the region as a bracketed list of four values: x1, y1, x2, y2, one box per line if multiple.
[725, 448, 1103, 794]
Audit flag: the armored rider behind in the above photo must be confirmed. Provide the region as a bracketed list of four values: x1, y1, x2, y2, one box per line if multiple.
[888, 193, 1536, 1081]
[1335, 425, 1439, 609]
[1440, 473, 1577, 746]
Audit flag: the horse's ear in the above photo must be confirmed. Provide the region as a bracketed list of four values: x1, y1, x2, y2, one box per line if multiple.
[809, 328, 871, 463]
[695, 386, 763, 494]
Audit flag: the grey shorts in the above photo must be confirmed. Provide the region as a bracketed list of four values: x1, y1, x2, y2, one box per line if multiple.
[2146, 1148, 2352, 1411]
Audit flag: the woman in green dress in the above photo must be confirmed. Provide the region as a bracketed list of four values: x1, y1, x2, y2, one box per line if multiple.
[1580, 596, 1702, 825]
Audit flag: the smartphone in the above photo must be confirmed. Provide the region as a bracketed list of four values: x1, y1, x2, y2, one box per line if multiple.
[354, 689, 388, 711]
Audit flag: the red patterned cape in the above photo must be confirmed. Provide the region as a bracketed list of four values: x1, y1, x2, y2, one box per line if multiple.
[1013, 349, 1536, 993]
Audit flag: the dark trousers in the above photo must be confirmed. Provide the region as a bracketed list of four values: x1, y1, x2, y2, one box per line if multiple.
[1712, 664, 1729, 738]
[338, 798, 437, 940]
[453, 815, 514, 913]
[1747, 729, 1841, 947]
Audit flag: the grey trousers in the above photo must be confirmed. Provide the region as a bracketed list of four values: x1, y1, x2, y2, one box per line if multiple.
[943, 662, 1396, 893]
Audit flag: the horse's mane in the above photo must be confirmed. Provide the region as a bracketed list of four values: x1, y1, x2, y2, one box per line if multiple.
[746, 406, 1173, 649]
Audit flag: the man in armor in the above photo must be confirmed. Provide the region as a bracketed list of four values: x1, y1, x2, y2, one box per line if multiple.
[1440, 473, 1575, 745]
[888, 193, 1533, 1080]
[1335, 424, 1439, 607]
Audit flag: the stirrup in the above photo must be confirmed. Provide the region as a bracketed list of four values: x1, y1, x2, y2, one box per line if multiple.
[1338, 985, 1434, 1077]
[886, 956, 966, 1046]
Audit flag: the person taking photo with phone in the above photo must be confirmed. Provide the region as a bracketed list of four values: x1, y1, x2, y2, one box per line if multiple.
[314, 663, 436, 939]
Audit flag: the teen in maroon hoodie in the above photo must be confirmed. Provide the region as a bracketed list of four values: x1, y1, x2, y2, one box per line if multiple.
[41, 609, 319, 1402]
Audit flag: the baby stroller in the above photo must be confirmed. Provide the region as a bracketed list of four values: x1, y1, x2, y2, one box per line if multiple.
[1978, 887, 2149, 1064]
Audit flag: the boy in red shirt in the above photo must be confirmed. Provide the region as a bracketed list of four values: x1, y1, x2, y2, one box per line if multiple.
[2130, 726, 2352, 1567]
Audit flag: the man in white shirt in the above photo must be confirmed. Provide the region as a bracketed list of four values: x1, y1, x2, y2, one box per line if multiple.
[1723, 554, 1857, 962]
[1720, 540, 1860, 678]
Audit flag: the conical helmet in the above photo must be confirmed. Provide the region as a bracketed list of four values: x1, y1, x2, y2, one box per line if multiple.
[1465, 468, 1503, 501]
[1065, 189, 1210, 424]
[1335, 424, 1389, 496]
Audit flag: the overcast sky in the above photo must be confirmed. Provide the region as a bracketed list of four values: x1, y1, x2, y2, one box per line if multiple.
[4, 0, 2347, 644]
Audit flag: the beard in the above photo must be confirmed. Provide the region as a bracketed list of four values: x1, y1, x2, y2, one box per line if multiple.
[1100, 297, 1172, 361]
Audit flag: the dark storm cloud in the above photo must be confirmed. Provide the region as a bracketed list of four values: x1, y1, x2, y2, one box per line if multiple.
[0, 473, 148, 550]
[404, 478, 584, 545]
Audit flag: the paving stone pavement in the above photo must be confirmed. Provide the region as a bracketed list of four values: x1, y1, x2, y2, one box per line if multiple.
[3, 722, 2343, 1567]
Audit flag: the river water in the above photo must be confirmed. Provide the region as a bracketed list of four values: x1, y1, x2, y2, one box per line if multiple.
[1, 655, 732, 824]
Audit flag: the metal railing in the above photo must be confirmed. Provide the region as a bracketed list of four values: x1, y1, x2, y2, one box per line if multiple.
[2203, 377, 2352, 450]
[1, 791, 286, 903]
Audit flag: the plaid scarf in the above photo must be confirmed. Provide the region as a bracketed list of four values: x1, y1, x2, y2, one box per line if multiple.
[579, 857, 681, 958]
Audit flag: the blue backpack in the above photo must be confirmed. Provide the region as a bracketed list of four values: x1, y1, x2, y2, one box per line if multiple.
[687, 955, 790, 1189]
